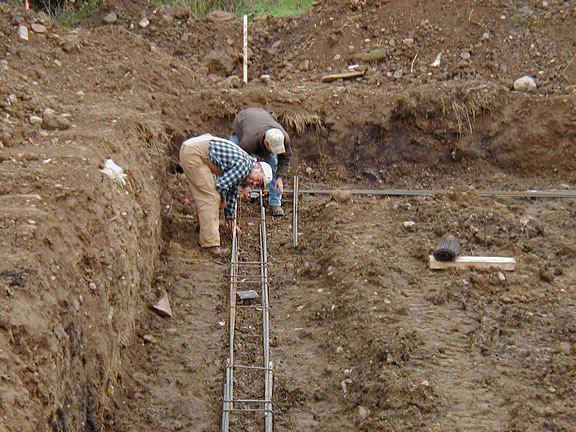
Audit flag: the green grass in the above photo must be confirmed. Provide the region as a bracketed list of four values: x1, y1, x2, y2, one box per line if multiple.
[57, 0, 101, 26]
[152, 0, 314, 18]
[242, 0, 314, 18]
[44, 0, 314, 25]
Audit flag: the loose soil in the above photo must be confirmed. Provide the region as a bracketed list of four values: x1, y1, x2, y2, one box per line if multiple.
[1, 0, 575, 431]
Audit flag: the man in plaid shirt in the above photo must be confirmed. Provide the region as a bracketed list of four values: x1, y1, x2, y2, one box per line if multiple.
[180, 134, 272, 256]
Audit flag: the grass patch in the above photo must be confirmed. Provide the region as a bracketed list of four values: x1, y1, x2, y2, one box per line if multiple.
[57, 0, 101, 26]
[152, 0, 313, 18]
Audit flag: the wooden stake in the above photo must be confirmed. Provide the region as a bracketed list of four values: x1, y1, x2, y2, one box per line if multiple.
[243, 15, 248, 83]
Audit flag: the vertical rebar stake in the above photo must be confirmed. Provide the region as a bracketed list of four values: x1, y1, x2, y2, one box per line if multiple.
[293, 175, 299, 247]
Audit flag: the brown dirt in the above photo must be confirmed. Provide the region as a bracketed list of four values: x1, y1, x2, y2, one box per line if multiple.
[1, 0, 575, 431]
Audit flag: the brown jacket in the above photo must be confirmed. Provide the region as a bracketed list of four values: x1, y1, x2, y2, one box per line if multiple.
[232, 107, 292, 179]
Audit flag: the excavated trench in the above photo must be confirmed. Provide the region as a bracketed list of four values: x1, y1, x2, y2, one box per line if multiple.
[29, 90, 575, 432]
[106, 104, 576, 432]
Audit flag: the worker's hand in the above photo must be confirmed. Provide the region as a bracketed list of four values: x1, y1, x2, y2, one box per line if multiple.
[242, 185, 252, 200]
[227, 219, 242, 237]
[220, 200, 227, 209]
[274, 177, 284, 195]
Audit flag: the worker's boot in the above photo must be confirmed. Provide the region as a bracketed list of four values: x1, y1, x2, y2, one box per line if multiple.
[203, 246, 227, 257]
[269, 205, 284, 217]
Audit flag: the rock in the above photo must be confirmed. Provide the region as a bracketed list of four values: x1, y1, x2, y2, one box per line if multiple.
[514, 75, 537, 92]
[17, 25, 29, 41]
[141, 334, 158, 344]
[29, 115, 42, 125]
[31, 23, 46, 33]
[103, 11, 117, 24]
[42, 115, 71, 131]
[331, 189, 352, 203]
[206, 11, 236, 21]
[59, 35, 80, 53]
[260, 74, 271, 83]
[355, 405, 370, 421]
[460, 51, 471, 60]
[151, 292, 172, 317]
[138, 18, 150, 28]
[403, 221, 416, 231]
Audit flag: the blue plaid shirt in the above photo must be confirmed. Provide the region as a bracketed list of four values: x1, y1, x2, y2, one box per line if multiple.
[209, 138, 256, 219]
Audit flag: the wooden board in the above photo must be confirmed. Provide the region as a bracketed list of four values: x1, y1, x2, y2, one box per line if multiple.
[320, 71, 365, 83]
[429, 255, 516, 271]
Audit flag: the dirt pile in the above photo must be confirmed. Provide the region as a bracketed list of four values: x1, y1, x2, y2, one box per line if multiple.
[1, 0, 575, 431]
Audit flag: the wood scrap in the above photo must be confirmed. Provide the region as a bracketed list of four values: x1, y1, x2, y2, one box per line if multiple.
[429, 255, 516, 271]
[321, 70, 365, 83]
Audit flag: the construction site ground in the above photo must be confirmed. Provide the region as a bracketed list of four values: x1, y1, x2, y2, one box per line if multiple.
[1, 0, 575, 431]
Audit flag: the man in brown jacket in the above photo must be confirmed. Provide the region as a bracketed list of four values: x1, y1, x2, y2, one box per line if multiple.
[231, 107, 292, 217]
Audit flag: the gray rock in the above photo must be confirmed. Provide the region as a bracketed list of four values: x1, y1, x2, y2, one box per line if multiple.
[514, 75, 537, 92]
[103, 11, 117, 24]
[43, 115, 72, 131]
[331, 189, 352, 203]
[31, 23, 47, 33]
[59, 35, 80, 53]
[29, 115, 42, 125]
[355, 405, 370, 421]
[17, 25, 28, 41]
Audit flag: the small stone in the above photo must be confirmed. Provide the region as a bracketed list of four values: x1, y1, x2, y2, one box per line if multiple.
[355, 405, 369, 421]
[17, 25, 29, 41]
[103, 11, 117, 24]
[29, 115, 42, 125]
[331, 189, 352, 203]
[43, 115, 71, 130]
[514, 75, 537, 92]
[403, 221, 416, 231]
[460, 51, 471, 60]
[142, 334, 158, 344]
[138, 18, 150, 28]
[31, 23, 47, 33]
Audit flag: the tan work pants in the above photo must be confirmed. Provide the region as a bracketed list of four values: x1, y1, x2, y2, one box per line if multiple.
[180, 135, 223, 247]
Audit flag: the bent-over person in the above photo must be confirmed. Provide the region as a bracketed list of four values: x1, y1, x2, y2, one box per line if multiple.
[230, 107, 292, 217]
[180, 134, 272, 256]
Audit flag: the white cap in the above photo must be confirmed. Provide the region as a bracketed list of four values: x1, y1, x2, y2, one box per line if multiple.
[264, 128, 286, 154]
[259, 161, 273, 186]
